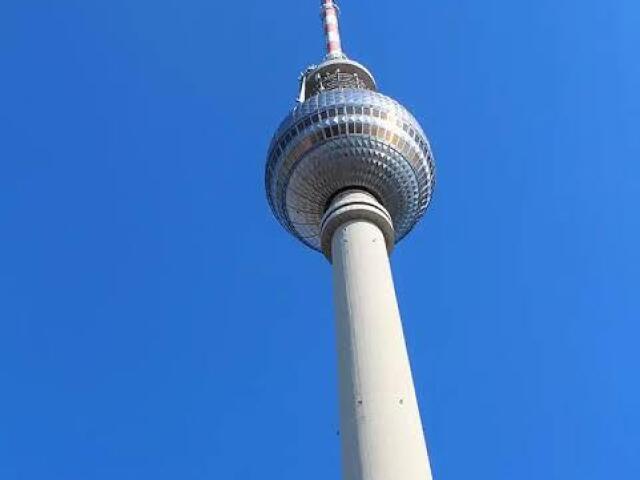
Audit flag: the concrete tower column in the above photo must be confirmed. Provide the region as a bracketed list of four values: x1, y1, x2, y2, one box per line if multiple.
[321, 190, 433, 480]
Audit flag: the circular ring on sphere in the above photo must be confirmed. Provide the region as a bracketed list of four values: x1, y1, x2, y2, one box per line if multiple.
[265, 88, 435, 252]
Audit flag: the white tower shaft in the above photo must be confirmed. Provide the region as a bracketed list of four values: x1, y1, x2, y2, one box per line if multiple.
[323, 191, 433, 480]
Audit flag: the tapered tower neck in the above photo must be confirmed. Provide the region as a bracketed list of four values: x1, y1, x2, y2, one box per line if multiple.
[321, 190, 395, 261]
[321, 0, 345, 59]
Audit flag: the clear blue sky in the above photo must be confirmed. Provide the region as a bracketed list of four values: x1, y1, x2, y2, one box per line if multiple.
[1, 0, 639, 478]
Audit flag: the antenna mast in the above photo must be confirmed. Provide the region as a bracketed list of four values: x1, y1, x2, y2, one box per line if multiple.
[321, 0, 344, 59]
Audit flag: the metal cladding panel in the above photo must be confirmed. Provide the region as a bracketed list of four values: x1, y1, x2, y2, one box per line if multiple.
[266, 89, 435, 252]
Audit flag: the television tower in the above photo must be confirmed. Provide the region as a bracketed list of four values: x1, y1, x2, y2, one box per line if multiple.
[265, 2, 436, 479]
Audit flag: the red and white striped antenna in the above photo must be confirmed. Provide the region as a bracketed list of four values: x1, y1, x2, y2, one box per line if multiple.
[321, 0, 344, 59]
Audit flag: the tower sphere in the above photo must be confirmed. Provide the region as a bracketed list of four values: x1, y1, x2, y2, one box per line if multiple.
[265, 60, 435, 254]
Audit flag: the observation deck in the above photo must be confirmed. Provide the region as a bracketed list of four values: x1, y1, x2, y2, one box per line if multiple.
[265, 57, 435, 252]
